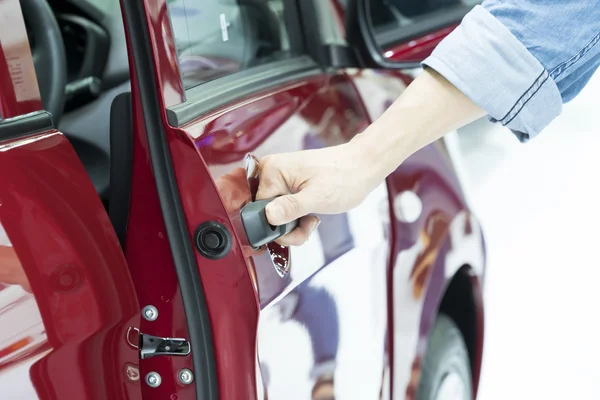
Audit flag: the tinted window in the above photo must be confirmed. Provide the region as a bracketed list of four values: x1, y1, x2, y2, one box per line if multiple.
[369, 0, 480, 44]
[166, 0, 294, 89]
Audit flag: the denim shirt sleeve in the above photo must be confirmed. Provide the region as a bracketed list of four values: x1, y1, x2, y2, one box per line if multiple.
[422, 1, 600, 142]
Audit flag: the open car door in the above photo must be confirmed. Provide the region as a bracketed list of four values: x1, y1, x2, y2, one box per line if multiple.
[0, 1, 143, 399]
[123, 0, 485, 399]
[121, 0, 393, 399]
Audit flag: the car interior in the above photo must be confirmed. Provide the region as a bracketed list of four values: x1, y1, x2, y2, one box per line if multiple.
[21, 0, 285, 246]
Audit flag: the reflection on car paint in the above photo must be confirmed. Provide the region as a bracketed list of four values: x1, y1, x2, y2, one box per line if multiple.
[194, 74, 391, 399]
[0, 133, 142, 399]
[183, 64, 486, 399]
[0, 223, 47, 398]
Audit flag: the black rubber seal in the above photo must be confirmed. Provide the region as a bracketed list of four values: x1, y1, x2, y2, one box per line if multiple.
[0, 111, 54, 142]
[119, 1, 218, 399]
[108, 92, 133, 249]
[194, 221, 232, 260]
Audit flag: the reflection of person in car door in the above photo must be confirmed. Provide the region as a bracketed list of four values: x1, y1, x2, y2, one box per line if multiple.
[283, 133, 354, 400]
[0, 225, 31, 293]
[215, 163, 349, 400]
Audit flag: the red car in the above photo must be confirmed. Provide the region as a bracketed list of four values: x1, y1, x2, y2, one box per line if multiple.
[0, 0, 485, 399]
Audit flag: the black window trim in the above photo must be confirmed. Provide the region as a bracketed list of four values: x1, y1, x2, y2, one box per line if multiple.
[120, 0, 219, 399]
[167, 55, 321, 127]
[374, 5, 474, 51]
[164, 0, 332, 128]
[0, 110, 55, 142]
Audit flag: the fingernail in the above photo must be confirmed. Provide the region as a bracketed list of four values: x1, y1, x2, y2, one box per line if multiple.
[266, 203, 284, 224]
[310, 216, 321, 234]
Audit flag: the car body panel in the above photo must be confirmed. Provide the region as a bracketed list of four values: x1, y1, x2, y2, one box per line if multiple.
[0, 131, 143, 400]
[0, 0, 485, 399]
[347, 68, 485, 399]
[0, 2, 142, 399]
[133, 1, 485, 399]
[124, 73, 199, 400]
[382, 25, 458, 63]
[188, 72, 389, 399]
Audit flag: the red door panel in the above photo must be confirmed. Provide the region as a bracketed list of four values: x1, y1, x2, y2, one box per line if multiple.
[129, 1, 485, 399]
[162, 73, 390, 400]
[0, 0, 143, 397]
[0, 129, 142, 399]
[348, 69, 485, 399]
[383, 25, 457, 62]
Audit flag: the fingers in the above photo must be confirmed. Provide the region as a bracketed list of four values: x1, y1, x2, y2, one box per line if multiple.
[255, 156, 289, 201]
[275, 215, 321, 247]
[266, 191, 313, 225]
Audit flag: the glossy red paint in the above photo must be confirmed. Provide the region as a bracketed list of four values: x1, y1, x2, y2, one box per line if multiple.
[0, 0, 43, 118]
[127, 1, 485, 399]
[167, 127, 260, 399]
[124, 66, 198, 399]
[0, 131, 141, 399]
[141, 0, 184, 107]
[0, 1, 487, 399]
[199, 93, 298, 165]
[383, 25, 457, 62]
[127, 1, 261, 398]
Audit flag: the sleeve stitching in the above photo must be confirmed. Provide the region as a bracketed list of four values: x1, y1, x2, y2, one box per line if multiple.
[497, 69, 546, 123]
[503, 73, 550, 126]
[549, 29, 600, 81]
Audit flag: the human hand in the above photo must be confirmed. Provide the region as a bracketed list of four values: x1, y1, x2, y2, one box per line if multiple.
[214, 167, 266, 258]
[256, 139, 382, 246]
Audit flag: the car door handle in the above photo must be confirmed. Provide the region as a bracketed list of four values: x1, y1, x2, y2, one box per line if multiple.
[239, 198, 298, 248]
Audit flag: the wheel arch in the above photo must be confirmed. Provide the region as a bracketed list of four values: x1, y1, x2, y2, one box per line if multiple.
[438, 264, 485, 397]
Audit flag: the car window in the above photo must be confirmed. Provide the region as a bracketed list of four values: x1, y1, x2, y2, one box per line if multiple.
[166, 0, 295, 90]
[369, 0, 480, 47]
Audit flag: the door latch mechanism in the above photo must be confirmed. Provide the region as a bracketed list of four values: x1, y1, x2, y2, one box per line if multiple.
[127, 327, 191, 359]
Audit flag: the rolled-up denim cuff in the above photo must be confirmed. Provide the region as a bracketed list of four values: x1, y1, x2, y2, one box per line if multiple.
[422, 5, 562, 142]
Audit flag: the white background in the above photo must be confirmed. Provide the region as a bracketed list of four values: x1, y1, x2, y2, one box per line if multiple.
[457, 72, 600, 399]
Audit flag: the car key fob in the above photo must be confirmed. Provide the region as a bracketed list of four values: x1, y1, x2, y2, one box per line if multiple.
[240, 198, 298, 248]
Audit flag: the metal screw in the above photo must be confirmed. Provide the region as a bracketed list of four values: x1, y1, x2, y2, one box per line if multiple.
[142, 305, 158, 321]
[178, 368, 194, 385]
[146, 372, 162, 388]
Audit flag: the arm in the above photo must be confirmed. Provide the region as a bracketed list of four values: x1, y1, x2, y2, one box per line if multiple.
[257, 68, 483, 245]
[353, 68, 485, 181]
[257, 1, 600, 245]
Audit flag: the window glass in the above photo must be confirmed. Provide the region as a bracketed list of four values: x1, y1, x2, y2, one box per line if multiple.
[369, 0, 480, 36]
[166, 0, 294, 89]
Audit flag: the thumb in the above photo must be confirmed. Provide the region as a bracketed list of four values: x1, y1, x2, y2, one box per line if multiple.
[266, 192, 312, 226]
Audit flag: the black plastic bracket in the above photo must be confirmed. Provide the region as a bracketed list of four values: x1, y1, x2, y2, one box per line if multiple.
[240, 199, 298, 248]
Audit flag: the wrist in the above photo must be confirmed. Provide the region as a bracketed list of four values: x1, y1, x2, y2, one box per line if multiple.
[351, 127, 411, 179]
[348, 131, 402, 186]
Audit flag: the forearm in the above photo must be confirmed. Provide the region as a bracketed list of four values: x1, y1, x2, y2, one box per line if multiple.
[355, 68, 485, 181]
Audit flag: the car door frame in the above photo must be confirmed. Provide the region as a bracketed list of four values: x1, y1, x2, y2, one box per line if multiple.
[121, 1, 484, 400]
[119, 1, 362, 399]
[0, 2, 142, 397]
